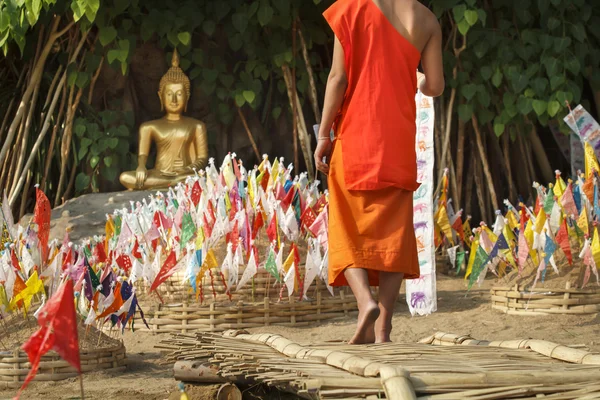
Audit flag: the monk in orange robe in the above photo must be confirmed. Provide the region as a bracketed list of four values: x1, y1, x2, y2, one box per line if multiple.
[315, 0, 444, 344]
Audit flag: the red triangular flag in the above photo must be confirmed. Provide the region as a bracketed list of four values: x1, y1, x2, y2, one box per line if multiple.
[16, 279, 80, 399]
[281, 186, 296, 211]
[266, 213, 278, 244]
[252, 210, 264, 240]
[301, 207, 317, 233]
[232, 156, 242, 180]
[555, 219, 573, 265]
[116, 254, 132, 273]
[260, 169, 270, 192]
[33, 187, 52, 264]
[451, 215, 465, 243]
[191, 180, 202, 207]
[10, 248, 20, 272]
[150, 250, 178, 293]
[131, 239, 142, 259]
[94, 242, 107, 263]
[62, 246, 73, 271]
[228, 219, 240, 251]
[313, 194, 327, 214]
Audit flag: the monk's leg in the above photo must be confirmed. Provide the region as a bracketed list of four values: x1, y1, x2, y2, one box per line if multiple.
[344, 268, 379, 344]
[375, 271, 404, 343]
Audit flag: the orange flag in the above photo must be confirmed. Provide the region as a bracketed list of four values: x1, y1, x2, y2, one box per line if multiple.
[33, 187, 51, 264]
[96, 282, 124, 320]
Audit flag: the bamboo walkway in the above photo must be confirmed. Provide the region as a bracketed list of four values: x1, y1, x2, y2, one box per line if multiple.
[161, 331, 600, 400]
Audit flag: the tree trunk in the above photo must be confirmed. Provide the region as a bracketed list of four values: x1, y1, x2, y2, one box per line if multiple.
[455, 119, 466, 208]
[297, 22, 321, 123]
[528, 124, 553, 184]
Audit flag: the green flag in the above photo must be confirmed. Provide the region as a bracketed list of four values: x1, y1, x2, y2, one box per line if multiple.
[543, 192, 554, 215]
[468, 245, 489, 290]
[455, 251, 466, 274]
[88, 263, 101, 290]
[114, 215, 122, 236]
[264, 247, 279, 282]
[180, 212, 196, 244]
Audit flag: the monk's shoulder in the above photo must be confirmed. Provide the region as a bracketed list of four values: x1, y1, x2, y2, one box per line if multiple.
[415, 3, 440, 35]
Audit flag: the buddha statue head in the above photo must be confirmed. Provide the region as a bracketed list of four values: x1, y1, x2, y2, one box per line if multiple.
[158, 49, 191, 115]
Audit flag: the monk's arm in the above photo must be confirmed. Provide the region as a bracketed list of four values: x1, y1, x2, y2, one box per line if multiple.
[137, 124, 152, 170]
[419, 20, 444, 97]
[189, 122, 208, 171]
[318, 36, 347, 140]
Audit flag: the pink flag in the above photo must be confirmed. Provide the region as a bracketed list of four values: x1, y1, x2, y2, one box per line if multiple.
[560, 182, 578, 218]
[517, 228, 529, 274]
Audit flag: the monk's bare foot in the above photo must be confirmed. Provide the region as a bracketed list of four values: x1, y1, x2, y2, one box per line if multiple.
[375, 326, 392, 343]
[349, 302, 380, 344]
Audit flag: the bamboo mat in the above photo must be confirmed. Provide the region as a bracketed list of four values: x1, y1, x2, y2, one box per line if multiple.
[161, 330, 600, 400]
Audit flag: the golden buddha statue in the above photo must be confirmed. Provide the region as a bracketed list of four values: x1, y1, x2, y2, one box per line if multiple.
[120, 50, 208, 190]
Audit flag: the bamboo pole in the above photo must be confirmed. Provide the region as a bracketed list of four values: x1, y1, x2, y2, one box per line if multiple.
[528, 124, 553, 184]
[281, 65, 314, 180]
[455, 119, 465, 207]
[471, 114, 498, 212]
[236, 106, 261, 160]
[291, 18, 299, 174]
[502, 132, 516, 202]
[297, 22, 321, 123]
[0, 16, 74, 167]
[41, 83, 67, 192]
[9, 68, 67, 206]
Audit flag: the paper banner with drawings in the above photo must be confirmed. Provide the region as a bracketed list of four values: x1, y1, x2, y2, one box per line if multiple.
[405, 91, 437, 316]
[564, 105, 600, 174]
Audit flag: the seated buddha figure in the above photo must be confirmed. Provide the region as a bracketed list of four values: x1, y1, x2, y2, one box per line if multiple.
[120, 50, 208, 190]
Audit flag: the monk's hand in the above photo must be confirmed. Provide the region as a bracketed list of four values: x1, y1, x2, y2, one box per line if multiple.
[135, 165, 147, 189]
[314, 138, 332, 175]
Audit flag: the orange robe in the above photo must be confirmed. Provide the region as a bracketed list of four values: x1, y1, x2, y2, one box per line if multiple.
[324, 0, 421, 286]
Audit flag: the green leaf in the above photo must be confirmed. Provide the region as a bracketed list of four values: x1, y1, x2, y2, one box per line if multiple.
[492, 69, 503, 88]
[107, 49, 120, 64]
[477, 90, 491, 108]
[550, 75, 565, 90]
[480, 66, 493, 80]
[272, 106, 282, 120]
[75, 173, 90, 192]
[108, 138, 119, 149]
[547, 17, 560, 30]
[547, 100, 561, 117]
[258, 5, 274, 26]
[215, 2, 231, 21]
[510, 73, 529, 93]
[452, 5, 466, 22]
[203, 21, 216, 36]
[0, 10, 10, 31]
[532, 100, 547, 116]
[229, 34, 243, 51]
[235, 93, 246, 107]
[232, 13, 249, 33]
[537, 0, 550, 14]
[517, 95, 533, 115]
[571, 23, 586, 42]
[203, 69, 218, 83]
[68, 71, 78, 87]
[461, 84, 477, 101]
[464, 10, 478, 26]
[457, 19, 470, 35]
[458, 103, 473, 122]
[90, 155, 100, 168]
[503, 92, 516, 109]
[219, 74, 234, 88]
[104, 156, 113, 167]
[178, 32, 191, 46]
[555, 91, 569, 106]
[493, 122, 505, 137]
[242, 90, 255, 104]
[565, 58, 580, 75]
[76, 71, 89, 89]
[477, 9, 487, 26]
[75, 123, 86, 137]
[543, 57, 560, 76]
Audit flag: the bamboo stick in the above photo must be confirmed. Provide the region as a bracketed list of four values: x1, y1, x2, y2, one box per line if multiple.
[297, 22, 321, 123]
[471, 114, 498, 212]
[236, 106, 261, 160]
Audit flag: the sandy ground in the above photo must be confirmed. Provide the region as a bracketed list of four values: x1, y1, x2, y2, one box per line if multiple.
[4, 191, 599, 399]
[1, 276, 598, 400]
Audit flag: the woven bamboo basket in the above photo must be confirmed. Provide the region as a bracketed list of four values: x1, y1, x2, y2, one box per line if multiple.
[491, 282, 600, 315]
[0, 342, 126, 390]
[146, 287, 358, 334]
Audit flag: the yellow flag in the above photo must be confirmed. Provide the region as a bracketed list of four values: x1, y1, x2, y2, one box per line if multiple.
[462, 219, 472, 247]
[0, 285, 9, 310]
[592, 227, 600, 269]
[9, 271, 45, 312]
[502, 223, 516, 244]
[524, 220, 534, 248]
[195, 227, 204, 250]
[282, 247, 294, 274]
[435, 205, 454, 245]
[553, 173, 567, 198]
[501, 249, 517, 269]
[224, 190, 231, 212]
[533, 208, 547, 234]
[269, 158, 280, 188]
[248, 175, 255, 205]
[465, 236, 480, 280]
[105, 216, 115, 250]
[506, 210, 519, 231]
[198, 249, 219, 280]
[578, 205, 589, 237]
[584, 141, 600, 179]
[481, 225, 498, 243]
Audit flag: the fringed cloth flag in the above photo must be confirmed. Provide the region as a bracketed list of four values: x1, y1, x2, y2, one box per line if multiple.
[33, 187, 52, 265]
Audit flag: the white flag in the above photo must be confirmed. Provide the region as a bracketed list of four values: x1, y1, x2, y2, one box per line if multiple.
[236, 249, 257, 291]
[284, 262, 295, 297]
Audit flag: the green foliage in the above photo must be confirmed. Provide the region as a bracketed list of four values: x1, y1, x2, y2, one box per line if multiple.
[73, 106, 135, 194]
[439, 0, 599, 135]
